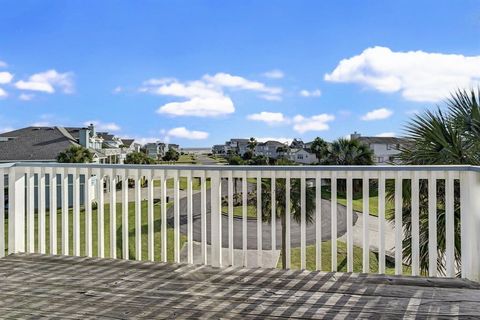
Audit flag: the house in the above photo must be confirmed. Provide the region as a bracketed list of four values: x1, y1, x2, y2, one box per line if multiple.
[0, 124, 136, 164]
[212, 144, 226, 154]
[225, 138, 249, 156]
[145, 142, 167, 160]
[254, 140, 286, 159]
[287, 148, 318, 164]
[168, 143, 180, 152]
[351, 132, 407, 164]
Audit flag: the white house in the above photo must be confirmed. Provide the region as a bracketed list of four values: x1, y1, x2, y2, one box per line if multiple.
[288, 148, 318, 164]
[351, 132, 407, 164]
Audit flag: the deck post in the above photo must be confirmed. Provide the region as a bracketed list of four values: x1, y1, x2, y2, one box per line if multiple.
[8, 167, 25, 254]
[210, 171, 222, 267]
[460, 170, 480, 281]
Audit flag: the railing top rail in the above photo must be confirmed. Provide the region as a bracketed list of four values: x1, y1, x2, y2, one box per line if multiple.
[5, 162, 480, 172]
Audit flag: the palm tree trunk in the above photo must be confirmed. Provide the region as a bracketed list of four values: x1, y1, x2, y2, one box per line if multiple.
[281, 213, 286, 269]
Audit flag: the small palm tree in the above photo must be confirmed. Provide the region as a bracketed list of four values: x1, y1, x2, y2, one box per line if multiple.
[57, 145, 93, 163]
[260, 178, 316, 269]
[247, 137, 257, 151]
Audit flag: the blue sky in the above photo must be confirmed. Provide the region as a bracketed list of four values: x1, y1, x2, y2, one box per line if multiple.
[0, 1, 479, 147]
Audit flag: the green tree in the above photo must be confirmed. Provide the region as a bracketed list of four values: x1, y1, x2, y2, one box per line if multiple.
[57, 145, 93, 163]
[323, 138, 374, 165]
[125, 151, 155, 164]
[163, 148, 180, 162]
[247, 137, 257, 151]
[310, 137, 329, 163]
[228, 155, 244, 165]
[389, 88, 480, 275]
[260, 177, 316, 269]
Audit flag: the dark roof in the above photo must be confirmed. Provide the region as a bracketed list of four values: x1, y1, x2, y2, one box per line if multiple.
[121, 139, 134, 147]
[98, 132, 114, 140]
[356, 136, 407, 145]
[0, 126, 79, 162]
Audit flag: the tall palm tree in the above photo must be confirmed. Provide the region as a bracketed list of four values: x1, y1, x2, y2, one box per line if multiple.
[259, 178, 316, 269]
[57, 145, 93, 163]
[391, 88, 480, 275]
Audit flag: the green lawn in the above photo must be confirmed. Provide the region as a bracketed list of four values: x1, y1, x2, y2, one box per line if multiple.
[222, 205, 257, 218]
[154, 177, 211, 191]
[281, 240, 410, 275]
[3, 200, 187, 261]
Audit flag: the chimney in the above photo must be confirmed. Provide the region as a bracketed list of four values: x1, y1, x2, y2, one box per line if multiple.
[79, 128, 91, 148]
[88, 123, 96, 138]
[351, 131, 361, 140]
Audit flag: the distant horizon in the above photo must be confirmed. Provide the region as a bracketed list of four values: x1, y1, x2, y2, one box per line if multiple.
[0, 1, 478, 147]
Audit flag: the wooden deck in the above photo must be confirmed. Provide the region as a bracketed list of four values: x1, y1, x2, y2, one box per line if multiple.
[0, 254, 479, 319]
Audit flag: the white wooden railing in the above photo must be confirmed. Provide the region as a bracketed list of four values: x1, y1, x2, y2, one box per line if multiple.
[0, 163, 479, 281]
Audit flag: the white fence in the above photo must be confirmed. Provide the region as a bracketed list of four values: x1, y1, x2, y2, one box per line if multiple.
[0, 163, 479, 281]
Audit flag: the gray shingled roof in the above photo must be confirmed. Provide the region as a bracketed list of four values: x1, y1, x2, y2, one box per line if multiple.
[0, 126, 79, 162]
[121, 139, 134, 147]
[356, 136, 407, 144]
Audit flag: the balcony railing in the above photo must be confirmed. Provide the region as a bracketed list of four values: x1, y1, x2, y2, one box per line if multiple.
[1, 162, 479, 282]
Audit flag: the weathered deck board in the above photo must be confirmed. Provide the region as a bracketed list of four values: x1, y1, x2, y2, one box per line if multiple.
[0, 254, 479, 319]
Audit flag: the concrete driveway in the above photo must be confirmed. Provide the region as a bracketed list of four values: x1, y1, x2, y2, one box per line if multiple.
[168, 180, 357, 250]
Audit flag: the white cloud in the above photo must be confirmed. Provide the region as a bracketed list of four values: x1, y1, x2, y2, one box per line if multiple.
[113, 86, 123, 94]
[262, 69, 284, 79]
[360, 108, 393, 121]
[19, 93, 34, 101]
[247, 111, 288, 125]
[292, 114, 335, 133]
[0, 88, 7, 98]
[0, 60, 7, 68]
[300, 89, 322, 97]
[15, 69, 74, 94]
[31, 121, 52, 127]
[84, 120, 121, 132]
[376, 132, 396, 137]
[324, 46, 480, 102]
[203, 72, 282, 95]
[142, 73, 282, 117]
[167, 127, 209, 140]
[0, 126, 13, 133]
[260, 94, 282, 101]
[0, 71, 13, 84]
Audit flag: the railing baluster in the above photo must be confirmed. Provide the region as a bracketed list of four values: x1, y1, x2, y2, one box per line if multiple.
[73, 169, 80, 256]
[394, 172, 403, 275]
[211, 171, 222, 267]
[174, 171, 180, 263]
[122, 171, 129, 260]
[300, 171, 306, 270]
[85, 169, 93, 257]
[147, 173, 154, 262]
[97, 170, 105, 258]
[161, 170, 167, 262]
[242, 171, 248, 267]
[187, 171, 193, 264]
[62, 169, 69, 255]
[26, 169, 35, 253]
[109, 171, 117, 259]
[315, 171, 321, 271]
[39, 169, 46, 254]
[428, 171, 437, 277]
[50, 169, 57, 255]
[0, 169, 4, 258]
[135, 172, 142, 260]
[331, 172, 337, 271]
[256, 171, 262, 267]
[445, 171, 455, 277]
[271, 171, 276, 253]
[411, 172, 420, 276]
[285, 171, 291, 269]
[228, 171, 234, 266]
[378, 172, 386, 274]
[346, 172, 353, 272]
[200, 171, 207, 265]
[362, 172, 369, 273]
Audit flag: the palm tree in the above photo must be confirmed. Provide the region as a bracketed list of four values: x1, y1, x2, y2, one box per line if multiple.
[391, 88, 480, 275]
[323, 138, 374, 165]
[57, 145, 93, 163]
[247, 137, 257, 151]
[260, 177, 316, 269]
[310, 137, 329, 163]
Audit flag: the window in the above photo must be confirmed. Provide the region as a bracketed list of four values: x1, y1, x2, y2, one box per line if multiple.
[377, 157, 384, 163]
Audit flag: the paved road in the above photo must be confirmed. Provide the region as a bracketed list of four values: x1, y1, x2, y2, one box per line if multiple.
[167, 180, 357, 250]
